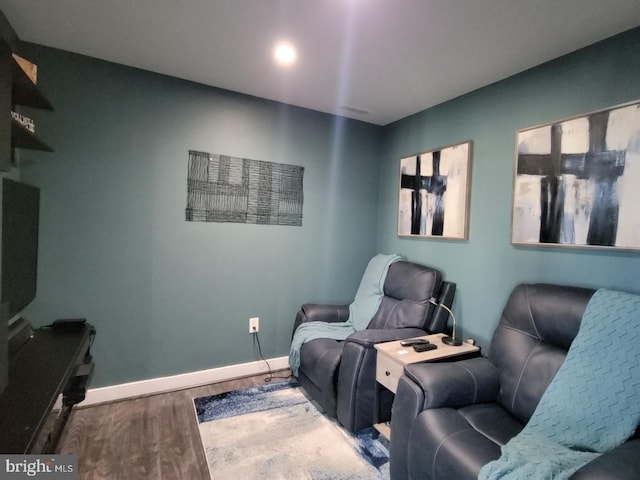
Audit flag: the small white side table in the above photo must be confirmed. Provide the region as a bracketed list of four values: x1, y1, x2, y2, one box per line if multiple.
[373, 333, 480, 439]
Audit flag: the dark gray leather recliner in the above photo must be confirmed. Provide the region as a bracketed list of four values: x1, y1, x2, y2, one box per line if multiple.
[390, 283, 640, 480]
[292, 260, 455, 433]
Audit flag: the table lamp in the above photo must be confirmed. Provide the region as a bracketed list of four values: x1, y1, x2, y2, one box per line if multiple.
[429, 298, 462, 346]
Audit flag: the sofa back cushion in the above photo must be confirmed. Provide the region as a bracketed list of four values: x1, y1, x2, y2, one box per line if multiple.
[490, 283, 595, 423]
[368, 261, 442, 330]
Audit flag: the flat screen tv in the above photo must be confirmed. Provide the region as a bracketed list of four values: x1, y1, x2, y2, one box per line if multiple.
[1, 178, 40, 396]
[1, 178, 40, 322]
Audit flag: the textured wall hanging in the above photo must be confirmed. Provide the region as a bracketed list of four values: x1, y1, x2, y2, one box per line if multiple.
[186, 150, 304, 226]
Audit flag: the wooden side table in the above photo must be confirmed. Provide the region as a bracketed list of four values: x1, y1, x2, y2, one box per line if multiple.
[373, 333, 480, 439]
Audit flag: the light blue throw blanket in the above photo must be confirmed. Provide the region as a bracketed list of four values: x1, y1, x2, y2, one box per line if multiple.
[288, 254, 402, 377]
[479, 288, 640, 480]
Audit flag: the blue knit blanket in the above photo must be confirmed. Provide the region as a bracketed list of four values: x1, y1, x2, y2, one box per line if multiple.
[288, 254, 402, 376]
[479, 288, 640, 480]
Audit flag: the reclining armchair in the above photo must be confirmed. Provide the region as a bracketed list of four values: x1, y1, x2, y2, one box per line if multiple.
[292, 260, 455, 433]
[390, 283, 640, 480]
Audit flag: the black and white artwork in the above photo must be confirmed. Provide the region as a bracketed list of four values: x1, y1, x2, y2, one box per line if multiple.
[511, 101, 640, 251]
[186, 150, 304, 226]
[398, 141, 472, 239]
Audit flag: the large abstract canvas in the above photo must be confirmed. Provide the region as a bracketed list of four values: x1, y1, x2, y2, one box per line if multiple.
[511, 101, 640, 250]
[186, 150, 304, 226]
[398, 141, 472, 239]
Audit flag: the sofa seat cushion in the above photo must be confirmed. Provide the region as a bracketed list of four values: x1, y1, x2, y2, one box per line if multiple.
[408, 404, 524, 480]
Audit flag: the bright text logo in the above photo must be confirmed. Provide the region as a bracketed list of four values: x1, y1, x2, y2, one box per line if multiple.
[0, 456, 76, 480]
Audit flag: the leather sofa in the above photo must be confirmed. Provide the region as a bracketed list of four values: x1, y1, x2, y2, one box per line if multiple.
[292, 260, 455, 433]
[390, 283, 640, 480]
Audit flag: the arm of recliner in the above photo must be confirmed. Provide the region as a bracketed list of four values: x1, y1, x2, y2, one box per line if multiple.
[292, 303, 350, 337]
[403, 356, 500, 410]
[344, 328, 428, 347]
[334, 328, 427, 432]
[390, 356, 498, 480]
[299, 303, 350, 323]
[570, 440, 640, 480]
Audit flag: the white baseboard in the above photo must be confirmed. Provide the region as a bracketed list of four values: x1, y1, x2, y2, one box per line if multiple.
[78, 356, 290, 407]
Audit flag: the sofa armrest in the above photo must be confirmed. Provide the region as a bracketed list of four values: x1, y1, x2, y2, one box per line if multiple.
[403, 356, 500, 410]
[300, 303, 350, 323]
[334, 328, 424, 432]
[344, 328, 428, 348]
[570, 440, 640, 480]
[292, 304, 350, 336]
[390, 356, 498, 480]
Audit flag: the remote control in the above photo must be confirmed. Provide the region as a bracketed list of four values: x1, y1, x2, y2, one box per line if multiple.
[413, 343, 437, 352]
[400, 339, 430, 347]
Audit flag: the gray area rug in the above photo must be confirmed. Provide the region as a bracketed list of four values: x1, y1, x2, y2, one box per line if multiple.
[193, 380, 389, 479]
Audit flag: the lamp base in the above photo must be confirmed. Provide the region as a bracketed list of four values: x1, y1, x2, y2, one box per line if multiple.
[442, 336, 462, 346]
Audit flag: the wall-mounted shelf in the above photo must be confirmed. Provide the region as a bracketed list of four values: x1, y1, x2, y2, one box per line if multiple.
[11, 58, 53, 111]
[11, 117, 53, 151]
[4, 51, 54, 165]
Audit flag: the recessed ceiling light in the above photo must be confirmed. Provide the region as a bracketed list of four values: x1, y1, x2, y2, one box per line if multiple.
[274, 42, 297, 65]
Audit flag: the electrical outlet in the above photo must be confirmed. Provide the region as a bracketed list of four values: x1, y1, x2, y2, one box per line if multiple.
[249, 317, 259, 333]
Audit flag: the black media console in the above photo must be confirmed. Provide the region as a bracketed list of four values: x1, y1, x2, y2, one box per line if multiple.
[0, 321, 95, 453]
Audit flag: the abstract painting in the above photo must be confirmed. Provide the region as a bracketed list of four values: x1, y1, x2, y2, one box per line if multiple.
[398, 141, 472, 239]
[511, 100, 640, 251]
[186, 150, 304, 226]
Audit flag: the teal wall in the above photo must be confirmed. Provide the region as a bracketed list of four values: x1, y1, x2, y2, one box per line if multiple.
[16, 28, 640, 387]
[377, 28, 640, 350]
[19, 45, 383, 387]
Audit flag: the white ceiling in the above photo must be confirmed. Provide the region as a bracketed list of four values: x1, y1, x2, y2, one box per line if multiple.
[1, 0, 640, 125]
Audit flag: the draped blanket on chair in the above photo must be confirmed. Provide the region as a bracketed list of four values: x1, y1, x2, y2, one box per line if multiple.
[479, 289, 640, 480]
[288, 254, 402, 377]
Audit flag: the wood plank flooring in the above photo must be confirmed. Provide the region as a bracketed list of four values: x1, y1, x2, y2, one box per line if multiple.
[56, 370, 292, 480]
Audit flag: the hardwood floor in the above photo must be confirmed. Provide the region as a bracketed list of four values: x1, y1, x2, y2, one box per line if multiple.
[57, 370, 292, 480]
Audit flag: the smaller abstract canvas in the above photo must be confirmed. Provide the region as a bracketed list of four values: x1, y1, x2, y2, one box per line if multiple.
[398, 141, 472, 240]
[511, 100, 640, 251]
